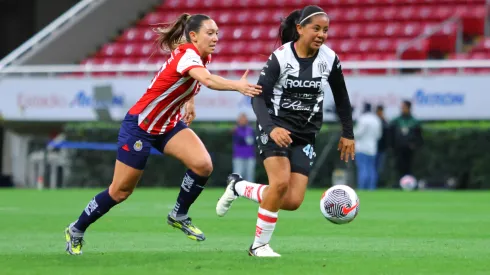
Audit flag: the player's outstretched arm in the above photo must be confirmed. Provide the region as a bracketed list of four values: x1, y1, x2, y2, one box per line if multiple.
[188, 68, 261, 97]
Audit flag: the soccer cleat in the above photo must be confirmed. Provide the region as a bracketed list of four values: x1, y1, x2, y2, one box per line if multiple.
[248, 244, 281, 257]
[65, 223, 84, 255]
[167, 215, 206, 241]
[216, 173, 242, 217]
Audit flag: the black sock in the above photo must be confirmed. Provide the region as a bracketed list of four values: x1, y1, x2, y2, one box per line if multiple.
[171, 169, 209, 219]
[73, 189, 118, 232]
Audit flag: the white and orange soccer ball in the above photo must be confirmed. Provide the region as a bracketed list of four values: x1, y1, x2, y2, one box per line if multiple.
[320, 185, 359, 224]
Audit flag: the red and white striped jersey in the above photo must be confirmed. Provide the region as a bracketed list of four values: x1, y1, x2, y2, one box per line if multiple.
[129, 43, 210, 135]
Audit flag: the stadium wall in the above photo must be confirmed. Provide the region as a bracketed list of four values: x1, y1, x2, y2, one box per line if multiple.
[0, 75, 487, 122]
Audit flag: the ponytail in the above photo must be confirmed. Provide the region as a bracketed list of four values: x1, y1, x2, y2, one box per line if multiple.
[154, 13, 191, 52]
[154, 13, 211, 52]
[279, 9, 301, 45]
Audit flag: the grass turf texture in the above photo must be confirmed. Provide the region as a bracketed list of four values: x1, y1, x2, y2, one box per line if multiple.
[0, 188, 489, 275]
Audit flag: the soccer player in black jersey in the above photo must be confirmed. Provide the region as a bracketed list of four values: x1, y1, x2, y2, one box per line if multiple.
[216, 5, 355, 257]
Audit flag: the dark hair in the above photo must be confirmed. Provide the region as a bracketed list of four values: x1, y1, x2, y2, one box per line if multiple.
[363, 102, 372, 113]
[376, 105, 384, 112]
[155, 13, 211, 52]
[402, 100, 412, 109]
[279, 5, 327, 45]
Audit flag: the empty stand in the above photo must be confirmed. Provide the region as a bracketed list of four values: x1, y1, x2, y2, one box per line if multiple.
[81, 0, 488, 75]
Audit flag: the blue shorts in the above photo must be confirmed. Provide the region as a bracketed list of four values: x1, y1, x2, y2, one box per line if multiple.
[116, 113, 188, 170]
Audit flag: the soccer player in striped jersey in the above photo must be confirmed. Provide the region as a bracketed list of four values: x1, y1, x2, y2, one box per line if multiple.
[64, 13, 261, 255]
[216, 6, 355, 257]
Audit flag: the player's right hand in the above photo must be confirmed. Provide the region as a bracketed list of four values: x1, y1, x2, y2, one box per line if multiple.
[236, 69, 262, 97]
[270, 127, 292, 148]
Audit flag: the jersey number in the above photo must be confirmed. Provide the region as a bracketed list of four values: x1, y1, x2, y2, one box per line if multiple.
[302, 144, 315, 159]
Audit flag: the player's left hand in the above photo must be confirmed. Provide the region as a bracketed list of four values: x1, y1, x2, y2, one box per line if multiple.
[338, 137, 355, 162]
[183, 100, 196, 126]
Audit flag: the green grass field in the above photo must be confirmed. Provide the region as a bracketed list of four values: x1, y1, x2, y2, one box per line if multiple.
[0, 188, 489, 275]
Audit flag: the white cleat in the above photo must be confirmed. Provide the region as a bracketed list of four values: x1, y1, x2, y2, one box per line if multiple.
[248, 244, 281, 257]
[216, 173, 242, 217]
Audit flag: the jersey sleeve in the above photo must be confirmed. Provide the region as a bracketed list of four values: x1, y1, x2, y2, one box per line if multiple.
[328, 55, 354, 139]
[252, 53, 281, 135]
[176, 50, 205, 76]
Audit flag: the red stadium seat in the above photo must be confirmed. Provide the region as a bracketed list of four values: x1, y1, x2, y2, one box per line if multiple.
[84, 0, 488, 74]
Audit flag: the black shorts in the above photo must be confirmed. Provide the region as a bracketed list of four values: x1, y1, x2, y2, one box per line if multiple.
[256, 128, 316, 177]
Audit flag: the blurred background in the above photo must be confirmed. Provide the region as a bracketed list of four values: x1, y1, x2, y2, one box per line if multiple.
[0, 0, 489, 191]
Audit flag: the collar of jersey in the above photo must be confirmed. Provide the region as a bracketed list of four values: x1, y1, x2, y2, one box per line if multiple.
[290, 42, 319, 61]
[179, 43, 210, 64]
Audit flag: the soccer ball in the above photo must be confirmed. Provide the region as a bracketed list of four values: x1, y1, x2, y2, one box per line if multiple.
[320, 185, 359, 224]
[399, 175, 417, 191]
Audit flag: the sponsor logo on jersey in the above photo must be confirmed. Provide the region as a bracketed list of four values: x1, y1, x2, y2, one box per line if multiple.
[281, 100, 312, 111]
[285, 79, 322, 89]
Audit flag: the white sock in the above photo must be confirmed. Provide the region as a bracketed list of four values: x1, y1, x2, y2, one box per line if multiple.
[235, 180, 265, 203]
[252, 207, 278, 249]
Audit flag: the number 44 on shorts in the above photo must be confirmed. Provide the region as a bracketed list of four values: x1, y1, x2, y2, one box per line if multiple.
[302, 144, 316, 159]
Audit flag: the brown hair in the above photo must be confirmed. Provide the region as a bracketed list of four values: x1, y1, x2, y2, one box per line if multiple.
[154, 13, 211, 52]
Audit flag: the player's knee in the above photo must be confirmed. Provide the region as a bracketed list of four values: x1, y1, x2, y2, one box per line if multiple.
[190, 158, 213, 177]
[108, 184, 134, 203]
[270, 179, 289, 196]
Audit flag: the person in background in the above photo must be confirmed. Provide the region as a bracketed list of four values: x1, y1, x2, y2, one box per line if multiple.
[354, 103, 382, 190]
[375, 105, 389, 185]
[390, 100, 424, 184]
[232, 113, 256, 182]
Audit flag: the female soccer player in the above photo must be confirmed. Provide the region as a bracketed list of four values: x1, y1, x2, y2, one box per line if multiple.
[64, 13, 262, 255]
[216, 5, 355, 257]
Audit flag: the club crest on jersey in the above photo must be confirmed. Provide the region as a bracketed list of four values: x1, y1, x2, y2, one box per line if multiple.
[133, 140, 143, 151]
[318, 61, 328, 74]
[260, 133, 269, 144]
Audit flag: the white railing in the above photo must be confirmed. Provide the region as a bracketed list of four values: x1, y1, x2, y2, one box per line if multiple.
[0, 0, 103, 70]
[1, 60, 490, 76]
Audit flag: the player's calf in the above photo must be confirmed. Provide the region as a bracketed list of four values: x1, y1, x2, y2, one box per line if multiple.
[234, 178, 266, 203]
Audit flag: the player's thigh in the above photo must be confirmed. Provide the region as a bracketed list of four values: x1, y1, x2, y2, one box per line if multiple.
[290, 143, 316, 177]
[162, 127, 213, 176]
[258, 133, 291, 186]
[112, 116, 151, 201]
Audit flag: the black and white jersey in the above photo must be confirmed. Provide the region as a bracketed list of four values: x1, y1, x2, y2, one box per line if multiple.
[252, 42, 354, 144]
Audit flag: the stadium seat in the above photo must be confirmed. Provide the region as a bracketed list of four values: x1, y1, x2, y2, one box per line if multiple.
[84, 0, 487, 75]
